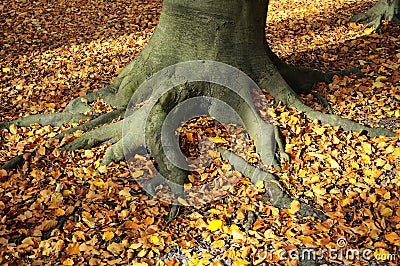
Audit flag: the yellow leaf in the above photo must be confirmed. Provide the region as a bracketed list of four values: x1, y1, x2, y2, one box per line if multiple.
[2, 67, 10, 73]
[361, 142, 372, 154]
[9, 124, 18, 135]
[350, 162, 359, 169]
[372, 81, 385, 89]
[131, 170, 144, 178]
[103, 231, 114, 241]
[380, 207, 393, 217]
[233, 258, 250, 266]
[177, 197, 189, 206]
[231, 228, 245, 241]
[255, 180, 264, 190]
[364, 27, 374, 34]
[375, 158, 386, 167]
[393, 147, 400, 157]
[131, 263, 149, 266]
[129, 243, 142, 249]
[54, 208, 66, 216]
[374, 248, 390, 260]
[329, 157, 340, 169]
[92, 179, 105, 187]
[118, 188, 131, 197]
[149, 235, 160, 245]
[207, 219, 223, 231]
[84, 150, 94, 158]
[137, 249, 147, 257]
[22, 237, 34, 245]
[107, 242, 124, 255]
[385, 232, 400, 245]
[211, 240, 225, 248]
[66, 243, 80, 255]
[98, 165, 108, 173]
[289, 200, 300, 214]
[375, 76, 386, 82]
[62, 258, 74, 266]
[212, 136, 226, 144]
[38, 146, 46, 156]
[314, 127, 325, 135]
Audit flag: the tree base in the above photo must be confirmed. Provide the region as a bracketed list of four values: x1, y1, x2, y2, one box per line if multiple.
[1, 0, 396, 223]
[350, 0, 400, 32]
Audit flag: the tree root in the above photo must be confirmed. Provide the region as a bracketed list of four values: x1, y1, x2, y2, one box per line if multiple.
[274, 126, 290, 164]
[350, 0, 400, 33]
[1, 154, 24, 170]
[0, 112, 90, 130]
[217, 147, 327, 220]
[1, 107, 124, 170]
[62, 119, 123, 151]
[277, 64, 364, 95]
[55, 109, 124, 140]
[265, 43, 364, 95]
[260, 71, 396, 138]
[311, 90, 334, 114]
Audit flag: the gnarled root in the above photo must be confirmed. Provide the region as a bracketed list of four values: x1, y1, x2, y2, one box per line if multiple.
[350, 0, 400, 33]
[218, 148, 327, 220]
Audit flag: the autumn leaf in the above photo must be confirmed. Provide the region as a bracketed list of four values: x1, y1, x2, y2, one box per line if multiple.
[289, 200, 301, 214]
[207, 220, 223, 231]
[211, 239, 225, 248]
[103, 231, 115, 241]
[107, 242, 125, 256]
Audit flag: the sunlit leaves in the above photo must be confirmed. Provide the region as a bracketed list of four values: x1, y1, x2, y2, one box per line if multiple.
[207, 220, 223, 231]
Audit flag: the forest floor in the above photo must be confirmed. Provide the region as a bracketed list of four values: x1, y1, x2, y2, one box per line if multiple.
[0, 0, 399, 265]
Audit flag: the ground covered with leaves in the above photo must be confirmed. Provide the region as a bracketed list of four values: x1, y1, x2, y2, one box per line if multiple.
[0, 0, 399, 265]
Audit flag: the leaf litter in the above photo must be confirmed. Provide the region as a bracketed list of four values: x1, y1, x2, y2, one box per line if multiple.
[0, 0, 399, 265]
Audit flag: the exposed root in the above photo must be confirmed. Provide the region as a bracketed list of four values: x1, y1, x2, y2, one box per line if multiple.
[261, 73, 396, 138]
[274, 126, 290, 164]
[300, 103, 395, 137]
[350, 0, 400, 33]
[217, 147, 327, 220]
[1, 154, 24, 170]
[265, 44, 364, 94]
[0, 112, 90, 130]
[102, 138, 124, 166]
[62, 120, 123, 151]
[311, 90, 334, 114]
[278, 64, 364, 94]
[55, 109, 124, 140]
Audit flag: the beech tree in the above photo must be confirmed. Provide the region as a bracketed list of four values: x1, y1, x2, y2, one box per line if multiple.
[1, 0, 396, 219]
[350, 0, 400, 32]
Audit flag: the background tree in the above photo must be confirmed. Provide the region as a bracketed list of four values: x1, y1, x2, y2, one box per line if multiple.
[1, 0, 395, 219]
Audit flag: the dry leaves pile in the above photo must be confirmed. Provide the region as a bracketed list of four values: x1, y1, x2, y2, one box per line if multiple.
[0, 0, 399, 265]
